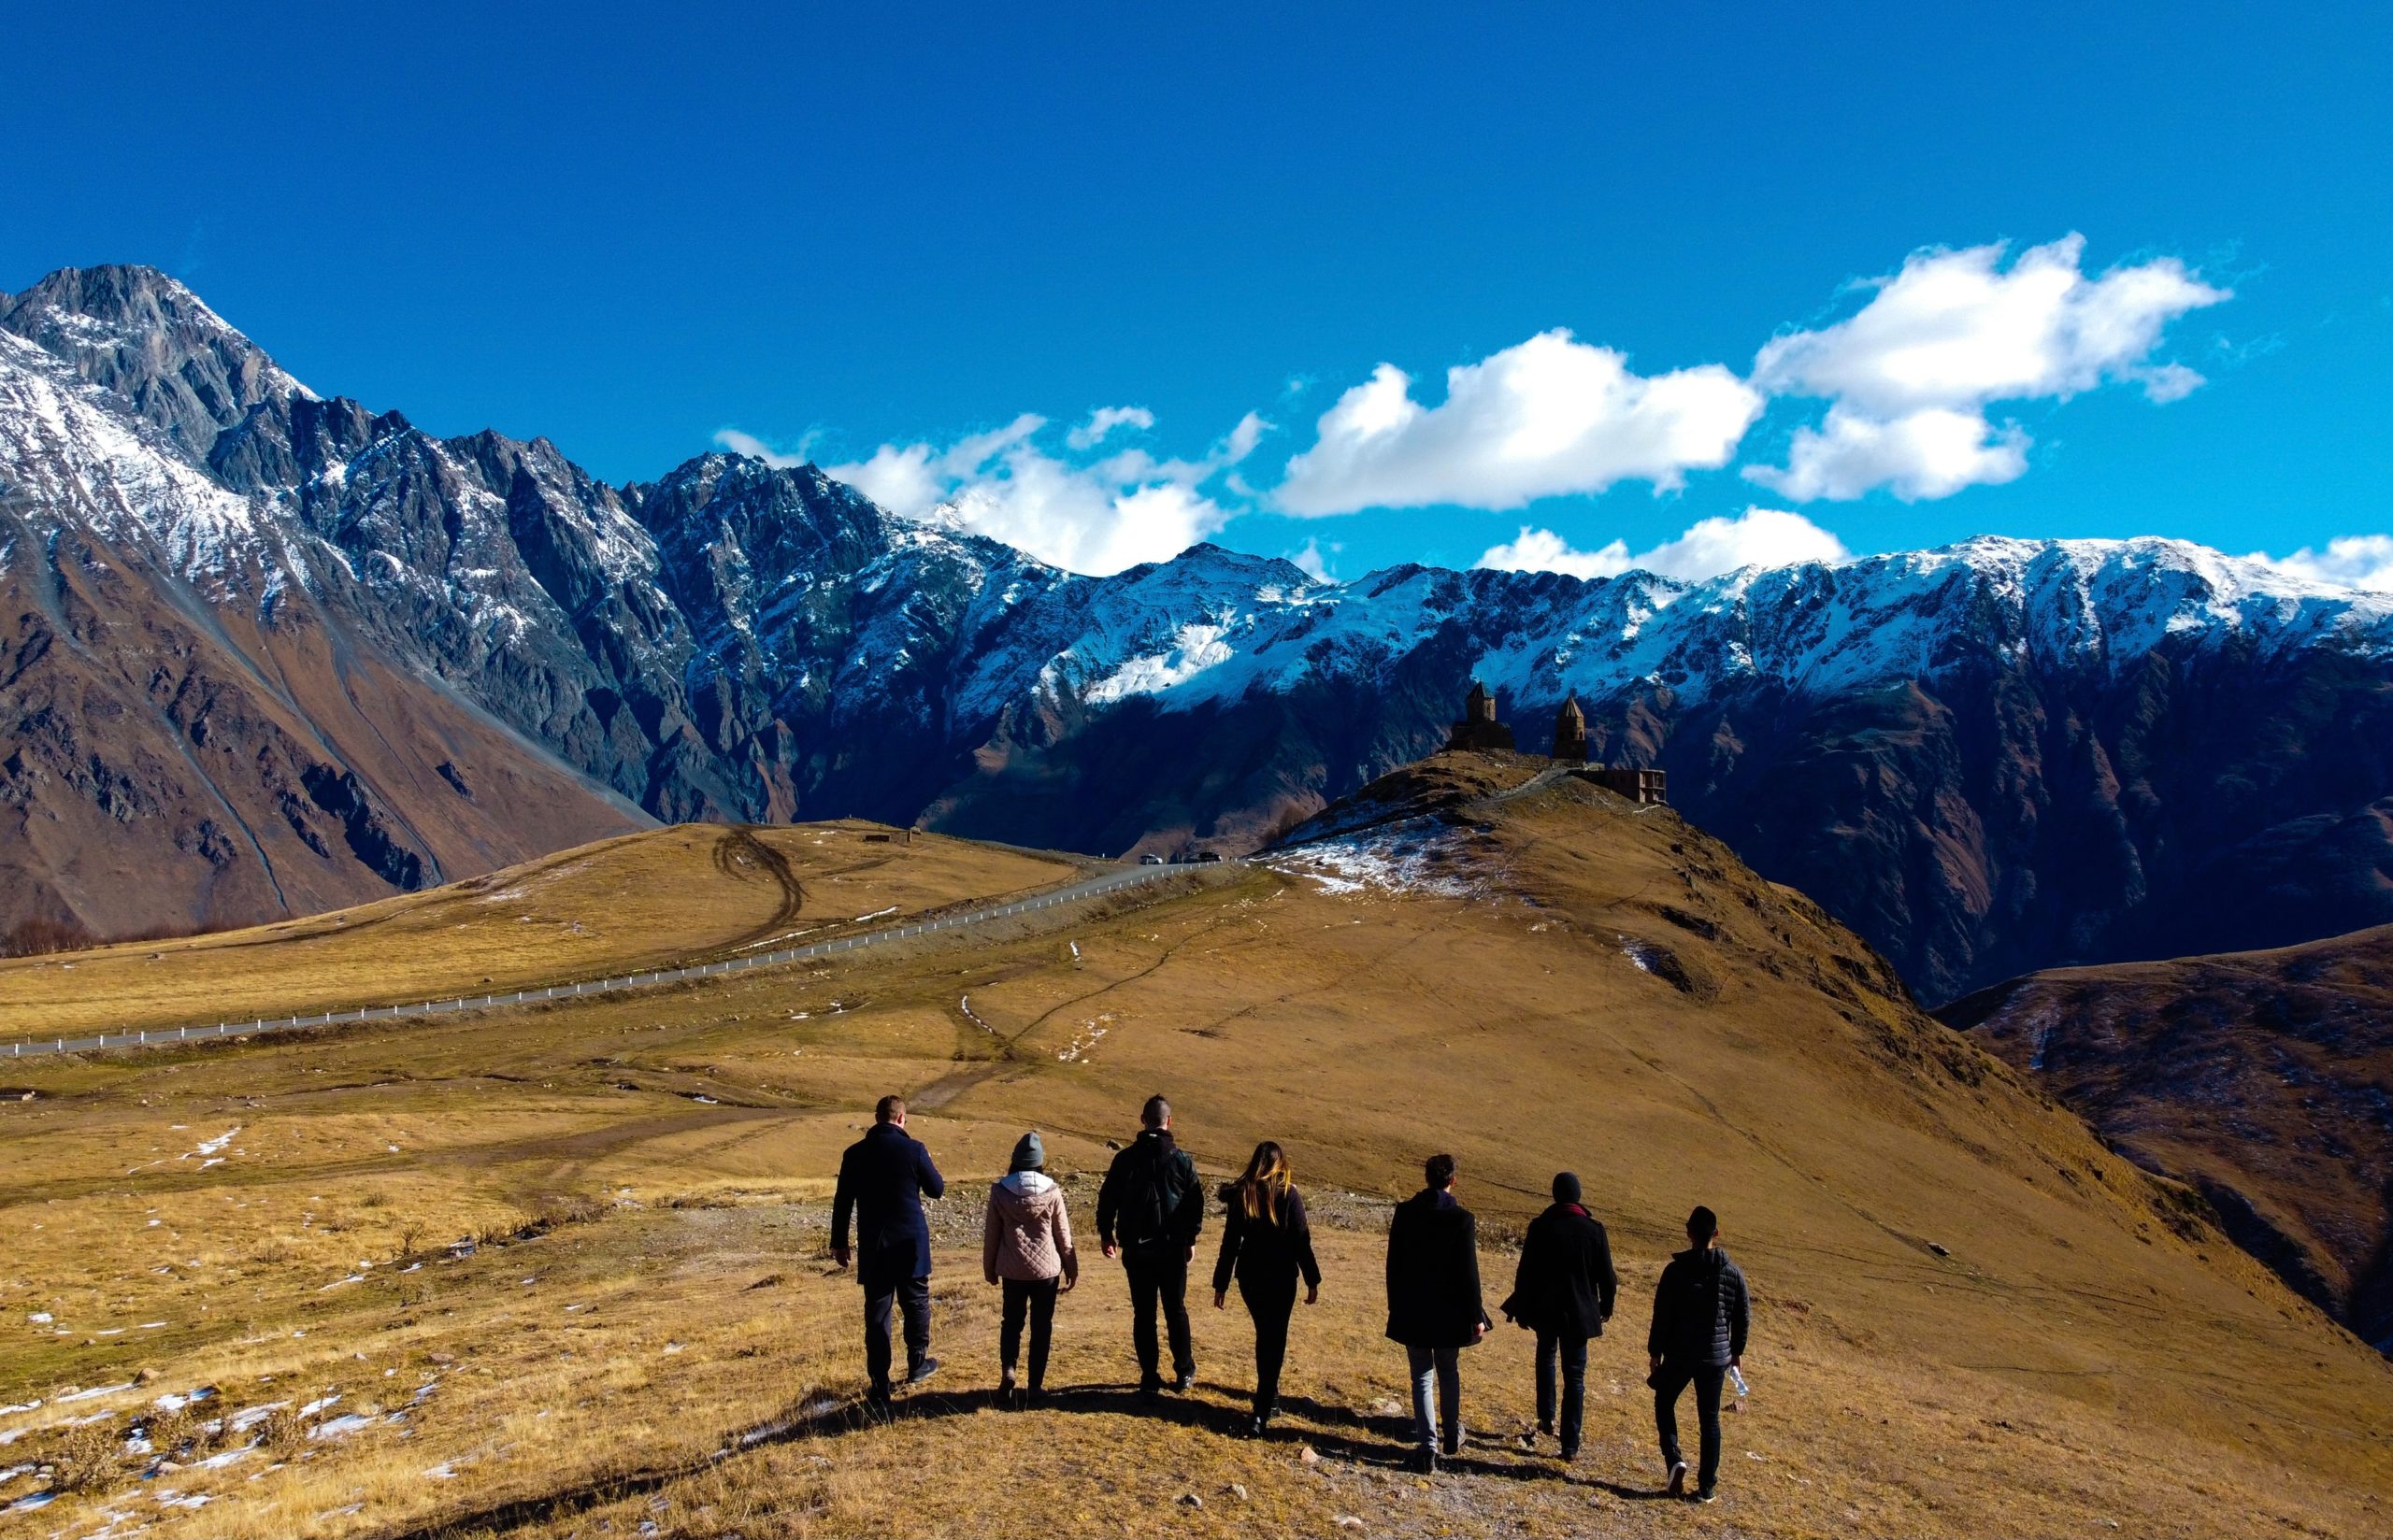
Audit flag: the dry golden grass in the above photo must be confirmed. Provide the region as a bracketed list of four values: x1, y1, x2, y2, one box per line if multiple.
[0, 820, 1072, 1039]
[2, 757, 2388, 1539]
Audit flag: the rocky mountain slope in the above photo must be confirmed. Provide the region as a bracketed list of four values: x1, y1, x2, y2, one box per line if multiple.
[6, 264, 2389, 1000]
[1942, 923, 2393, 1353]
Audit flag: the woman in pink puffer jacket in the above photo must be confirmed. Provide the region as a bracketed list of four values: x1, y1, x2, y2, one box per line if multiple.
[983, 1130, 1078, 1403]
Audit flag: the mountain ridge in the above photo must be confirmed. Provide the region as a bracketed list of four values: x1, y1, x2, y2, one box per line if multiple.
[5, 263, 2389, 998]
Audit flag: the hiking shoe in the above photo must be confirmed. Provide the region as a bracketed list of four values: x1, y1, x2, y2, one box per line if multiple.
[1411, 1447, 1440, 1476]
[1441, 1431, 1463, 1459]
[1667, 1460, 1688, 1497]
[1174, 1370, 1196, 1392]
[905, 1356, 940, 1387]
[1695, 1487, 1718, 1504]
[1558, 1443, 1580, 1464]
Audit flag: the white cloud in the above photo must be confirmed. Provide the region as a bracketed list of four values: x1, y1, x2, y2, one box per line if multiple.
[2251, 535, 2393, 592]
[820, 411, 1257, 577]
[1275, 330, 1764, 517]
[1746, 404, 2029, 502]
[1746, 235, 2228, 501]
[1066, 406, 1155, 450]
[712, 428, 806, 469]
[1289, 537, 1342, 584]
[1475, 506, 1850, 584]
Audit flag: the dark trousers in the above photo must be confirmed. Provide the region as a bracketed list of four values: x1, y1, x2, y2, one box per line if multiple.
[1653, 1361, 1727, 1490]
[1123, 1248, 1195, 1379]
[999, 1276, 1059, 1390]
[1239, 1276, 1297, 1417]
[863, 1274, 931, 1397]
[1536, 1329, 1588, 1451]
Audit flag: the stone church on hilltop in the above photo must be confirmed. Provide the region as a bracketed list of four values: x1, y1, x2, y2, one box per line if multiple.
[1443, 680, 1668, 806]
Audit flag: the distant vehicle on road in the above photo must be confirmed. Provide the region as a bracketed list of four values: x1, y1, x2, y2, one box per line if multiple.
[1140, 853, 1166, 864]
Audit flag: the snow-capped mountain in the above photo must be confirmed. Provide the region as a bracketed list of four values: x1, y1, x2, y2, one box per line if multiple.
[5, 265, 2389, 999]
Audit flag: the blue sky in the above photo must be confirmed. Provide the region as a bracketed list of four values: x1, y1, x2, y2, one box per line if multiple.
[5, 2, 2387, 582]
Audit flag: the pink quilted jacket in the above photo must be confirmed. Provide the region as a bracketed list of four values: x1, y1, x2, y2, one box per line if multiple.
[984, 1171, 1078, 1284]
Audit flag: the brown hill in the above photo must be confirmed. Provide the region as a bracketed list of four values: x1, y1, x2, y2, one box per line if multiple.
[1942, 922, 2393, 1352]
[1, 753, 2387, 1538]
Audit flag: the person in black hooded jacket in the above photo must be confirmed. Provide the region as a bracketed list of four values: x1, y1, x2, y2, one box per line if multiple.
[1499, 1172, 1616, 1461]
[1646, 1205, 1750, 1503]
[1096, 1093, 1206, 1395]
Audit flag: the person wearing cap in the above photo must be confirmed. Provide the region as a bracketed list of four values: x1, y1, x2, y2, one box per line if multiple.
[983, 1129, 1078, 1404]
[1646, 1205, 1750, 1504]
[1498, 1172, 1617, 1462]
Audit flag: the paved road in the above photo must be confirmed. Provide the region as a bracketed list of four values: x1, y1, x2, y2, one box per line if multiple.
[2, 861, 1210, 1062]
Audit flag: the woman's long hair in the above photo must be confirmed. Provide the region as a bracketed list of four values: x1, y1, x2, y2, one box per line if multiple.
[1235, 1140, 1292, 1226]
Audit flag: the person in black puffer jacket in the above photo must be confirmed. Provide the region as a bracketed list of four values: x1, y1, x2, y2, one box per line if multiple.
[1646, 1205, 1750, 1504]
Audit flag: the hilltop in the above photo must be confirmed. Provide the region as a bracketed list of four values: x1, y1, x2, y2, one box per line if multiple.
[2, 751, 2386, 1538]
[1943, 921, 2393, 1354]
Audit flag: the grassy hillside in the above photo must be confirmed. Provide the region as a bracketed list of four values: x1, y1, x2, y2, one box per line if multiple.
[1942, 921, 2393, 1353]
[2, 754, 2386, 1539]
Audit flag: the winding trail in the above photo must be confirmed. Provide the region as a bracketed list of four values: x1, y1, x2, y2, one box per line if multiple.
[2, 860, 1212, 1062]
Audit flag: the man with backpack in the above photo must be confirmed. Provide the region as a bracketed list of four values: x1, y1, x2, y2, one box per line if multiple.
[1096, 1093, 1206, 1396]
[1647, 1205, 1751, 1503]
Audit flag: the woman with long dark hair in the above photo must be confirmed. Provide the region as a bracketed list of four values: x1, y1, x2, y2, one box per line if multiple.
[1211, 1139, 1322, 1435]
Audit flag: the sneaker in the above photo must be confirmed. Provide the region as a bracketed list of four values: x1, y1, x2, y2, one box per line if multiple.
[998, 1370, 1017, 1401]
[1441, 1430, 1463, 1459]
[1247, 1414, 1268, 1438]
[905, 1356, 940, 1387]
[1174, 1370, 1196, 1392]
[1558, 1443, 1579, 1464]
[1411, 1447, 1440, 1476]
[1138, 1373, 1164, 1400]
[1695, 1487, 1718, 1504]
[1667, 1460, 1688, 1498]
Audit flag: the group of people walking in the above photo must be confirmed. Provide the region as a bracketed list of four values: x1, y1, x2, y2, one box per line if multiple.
[830, 1093, 1752, 1504]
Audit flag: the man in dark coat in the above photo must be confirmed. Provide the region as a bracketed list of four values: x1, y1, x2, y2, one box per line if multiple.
[1096, 1093, 1206, 1395]
[1500, 1171, 1617, 1461]
[1646, 1205, 1750, 1503]
[1383, 1152, 1490, 1472]
[832, 1094, 947, 1405]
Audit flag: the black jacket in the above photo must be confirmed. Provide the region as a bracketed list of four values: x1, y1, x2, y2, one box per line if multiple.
[1383, 1188, 1490, 1349]
[1500, 1202, 1618, 1337]
[1212, 1184, 1323, 1295]
[831, 1122, 946, 1289]
[1647, 1246, 1749, 1367]
[1096, 1129, 1205, 1255]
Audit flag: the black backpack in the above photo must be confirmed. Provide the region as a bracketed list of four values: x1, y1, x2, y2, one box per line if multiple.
[1121, 1140, 1183, 1248]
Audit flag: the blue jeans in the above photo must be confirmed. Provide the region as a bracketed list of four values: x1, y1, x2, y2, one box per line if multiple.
[1405, 1345, 1461, 1451]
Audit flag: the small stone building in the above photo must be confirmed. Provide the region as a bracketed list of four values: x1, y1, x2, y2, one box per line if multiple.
[1552, 694, 1589, 763]
[1444, 679, 1516, 751]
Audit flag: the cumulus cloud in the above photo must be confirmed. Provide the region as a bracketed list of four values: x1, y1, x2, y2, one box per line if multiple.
[1746, 235, 2228, 501]
[1749, 405, 2029, 502]
[1274, 330, 1764, 517]
[1289, 537, 1341, 584]
[1066, 405, 1155, 449]
[818, 411, 1262, 577]
[2251, 535, 2393, 592]
[1476, 506, 1850, 584]
[713, 428, 807, 468]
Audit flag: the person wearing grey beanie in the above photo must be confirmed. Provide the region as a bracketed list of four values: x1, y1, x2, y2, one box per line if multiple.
[984, 1129, 1078, 1404]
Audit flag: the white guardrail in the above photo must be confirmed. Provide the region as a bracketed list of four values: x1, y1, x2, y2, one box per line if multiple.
[3, 861, 1211, 1061]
